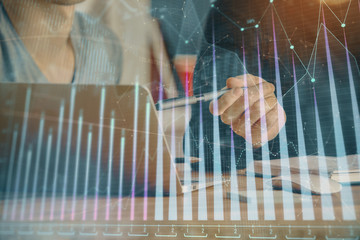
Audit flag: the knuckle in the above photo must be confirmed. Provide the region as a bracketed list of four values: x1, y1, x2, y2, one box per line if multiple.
[266, 101, 275, 112]
[263, 82, 273, 92]
[233, 126, 244, 138]
[252, 100, 261, 111]
[269, 82, 275, 92]
[221, 113, 231, 125]
[246, 74, 256, 83]
[236, 74, 244, 78]
[266, 96, 277, 107]
[226, 92, 240, 104]
[249, 93, 258, 105]
[220, 95, 231, 106]
[247, 73, 255, 79]
[261, 77, 269, 83]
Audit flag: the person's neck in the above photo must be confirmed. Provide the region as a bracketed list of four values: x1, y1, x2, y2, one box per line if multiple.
[3, 0, 76, 83]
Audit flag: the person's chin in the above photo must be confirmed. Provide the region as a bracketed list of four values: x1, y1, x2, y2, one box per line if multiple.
[49, 0, 86, 5]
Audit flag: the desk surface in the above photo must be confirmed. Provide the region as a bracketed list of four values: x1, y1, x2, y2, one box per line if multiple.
[1, 173, 360, 239]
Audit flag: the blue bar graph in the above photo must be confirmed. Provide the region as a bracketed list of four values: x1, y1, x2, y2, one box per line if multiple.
[155, 97, 164, 221]
[117, 130, 126, 221]
[40, 128, 53, 221]
[322, 11, 355, 220]
[343, 30, 360, 168]
[20, 146, 33, 221]
[11, 87, 32, 221]
[198, 100, 208, 221]
[94, 87, 106, 221]
[292, 53, 314, 220]
[61, 86, 77, 220]
[71, 111, 83, 221]
[183, 104, 193, 221]
[168, 106, 177, 221]
[29, 113, 45, 220]
[212, 18, 224, 221]
[2, 125, 18, 221]
[272, 9, 295, 220]
[105, 111, 115, 221]
[155, 51, 165, 220]
[144, 100, 151, 221]
[0, 40, 357, 226]
[242, 36, 258, 221]
[131, 83, 140, 221]
[50, 99, 65, 220]
[313, 89, 335, 221]
[82, 125, 93, 221]
[230, 130, 241, 221]
[257, 30, 275, 221]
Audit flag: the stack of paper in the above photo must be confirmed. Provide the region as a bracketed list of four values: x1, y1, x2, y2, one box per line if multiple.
[245, 155, 360, 184]
[330, 169, 360, 184]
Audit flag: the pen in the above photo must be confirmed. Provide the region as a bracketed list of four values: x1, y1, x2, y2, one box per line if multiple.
[155, 88, 245, 111]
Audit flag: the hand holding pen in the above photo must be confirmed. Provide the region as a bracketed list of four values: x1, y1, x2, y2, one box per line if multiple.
[157, 74, 286, 148]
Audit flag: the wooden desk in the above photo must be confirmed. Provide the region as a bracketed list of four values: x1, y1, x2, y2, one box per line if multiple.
[1, 173, 359, 239]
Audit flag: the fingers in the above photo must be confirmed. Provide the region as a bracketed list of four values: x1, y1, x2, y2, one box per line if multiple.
[208, 74, 286, 147]
[226, 74, 264, 88]
[257, 104, 286, 142]
[211, 74, 271, 118]
[220, 82, 275, 124]
[246, 106, 279, 147]
[234, 96, 278, 133]
[233, 103, 286, 147]
[267, 104, 286, 138]
[209, 87, 243, 116]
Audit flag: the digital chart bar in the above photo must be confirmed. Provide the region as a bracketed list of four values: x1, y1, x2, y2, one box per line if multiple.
[82, 125, 93, 221]
[105, 111, 115, 221]
[61, 86, 77, 220]
[168, 104, 177, 221]
[117, 130, 126, 221]
[71, 111, 83, 221]
[20, 146, 32, 221]
[181, 55, 193, 221]
[29, 113, 45, 221]
[198, 100, 208, 221]
[257, 29, 275, 221]
[271, 9, 295, 220]
[93, 87, 106, 221]
[292, 53, 314, 221]
[144, 100, 151, 221]
[11, 87, 32, 221]
[343, 30, 360, 168]
[211, 18, 224, 221]
[2, 125, 18, 221]
[40, 128, 53, 221]
[322, 11, 355, 220]
[242, 36, 258, 221]
[50, 99, 65, 221]
[313, 89, 335, 221]
[230, 130, 241, 221]
[131, 84, 140, 221]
